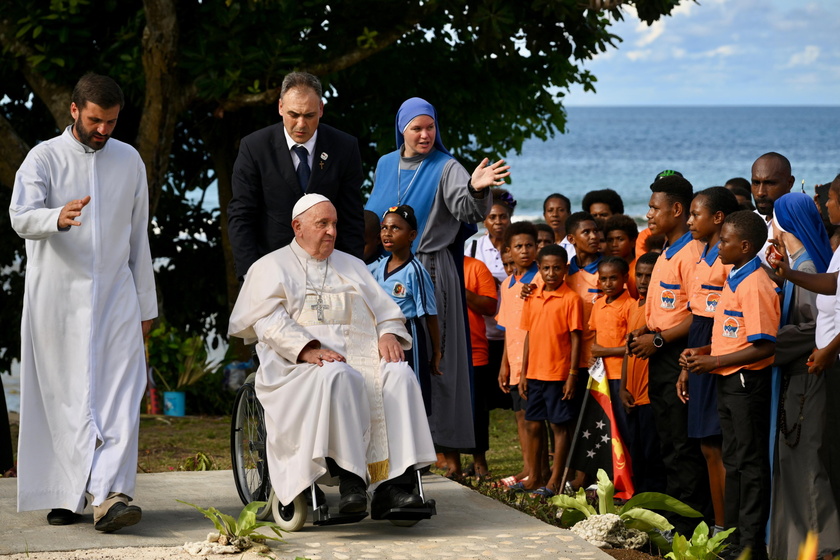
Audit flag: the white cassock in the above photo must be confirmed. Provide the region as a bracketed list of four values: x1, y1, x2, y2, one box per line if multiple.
[10, 126, 157, 512]
[229, 240, 436, 506]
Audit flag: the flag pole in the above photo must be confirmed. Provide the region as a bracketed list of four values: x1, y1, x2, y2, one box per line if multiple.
[560, 372, 594, 493]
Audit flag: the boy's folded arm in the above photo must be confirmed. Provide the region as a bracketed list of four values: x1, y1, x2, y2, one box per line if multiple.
[717, 339, 775, 370]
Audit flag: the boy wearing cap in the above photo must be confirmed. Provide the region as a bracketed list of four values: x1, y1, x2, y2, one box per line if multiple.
[369, 205, 442, 415]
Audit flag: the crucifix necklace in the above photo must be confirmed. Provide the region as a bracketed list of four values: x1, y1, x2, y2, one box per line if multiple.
[296, 253, 331, 322]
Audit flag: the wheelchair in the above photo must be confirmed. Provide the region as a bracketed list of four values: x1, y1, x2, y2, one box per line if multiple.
[231, 372, 436, 531]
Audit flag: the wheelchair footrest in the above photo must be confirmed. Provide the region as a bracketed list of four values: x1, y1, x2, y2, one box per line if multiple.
[371, 499, 436, 521]
[312, 504, 368, 526]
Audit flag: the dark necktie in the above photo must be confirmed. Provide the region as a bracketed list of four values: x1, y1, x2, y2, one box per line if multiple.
[292, 145, 311, 191]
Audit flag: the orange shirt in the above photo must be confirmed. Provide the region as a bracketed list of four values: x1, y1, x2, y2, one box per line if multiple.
[711, 257, 780, 376]
[625, 300, 650, 405]
[646, 232, 702, 332]
[520, 282, 583, 381]
[589, 290, 636, 380]
[688, 242, 731, 319]
[496, 262, 542, 385]
[566, 255, 603, 367]
[626, 257, 638, 299]
[464, 256, 498, 367]
[635, 227, 654, 255]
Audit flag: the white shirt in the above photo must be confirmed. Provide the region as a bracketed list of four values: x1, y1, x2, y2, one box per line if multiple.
[815, 246, 840, 350]
[283, 128, 318, 171]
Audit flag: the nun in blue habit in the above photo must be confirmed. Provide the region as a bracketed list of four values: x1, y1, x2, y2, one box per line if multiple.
[366, 98, 509, 470]
[768, 192, 840, 560]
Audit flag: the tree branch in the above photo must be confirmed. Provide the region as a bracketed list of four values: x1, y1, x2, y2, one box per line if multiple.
[0, 17, 72, 129]
[137, 0, 186, 216]
[0, 113, 30, 190]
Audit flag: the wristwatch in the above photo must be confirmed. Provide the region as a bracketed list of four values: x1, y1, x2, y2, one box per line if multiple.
[653, 332, 665, 348]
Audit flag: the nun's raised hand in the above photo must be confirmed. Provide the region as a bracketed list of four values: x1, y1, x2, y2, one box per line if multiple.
[470, 158, 510, 191]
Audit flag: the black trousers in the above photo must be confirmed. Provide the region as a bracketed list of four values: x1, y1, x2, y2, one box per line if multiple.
[717, 368, 771, 559]
[648, 338, 712, 533]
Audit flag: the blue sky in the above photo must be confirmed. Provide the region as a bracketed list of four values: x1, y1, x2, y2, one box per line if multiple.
[563, 0, 840, 105]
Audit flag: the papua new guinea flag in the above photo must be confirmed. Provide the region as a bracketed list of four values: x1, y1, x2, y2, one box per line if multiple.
[568, 374, 635, 499]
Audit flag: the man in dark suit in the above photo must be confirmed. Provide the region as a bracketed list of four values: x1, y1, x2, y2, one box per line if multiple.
[228, 72, 365, 279]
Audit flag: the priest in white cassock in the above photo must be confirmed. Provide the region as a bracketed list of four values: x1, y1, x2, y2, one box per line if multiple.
[229, 193, 436, 517]
[9, 73, 157, 532]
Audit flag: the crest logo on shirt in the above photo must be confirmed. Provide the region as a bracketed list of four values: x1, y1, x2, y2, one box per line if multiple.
[392, 282, 406, 298]
[705, 293, 721, 313]
[722, 316, 740, 338]
[660, 289, 676, 310]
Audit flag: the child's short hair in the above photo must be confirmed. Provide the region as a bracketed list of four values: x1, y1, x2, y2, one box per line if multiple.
[565, 212, 597, 236]
[382, 204, 418, 230]
[582, 189, 625, 215]
[723, 210, 768, 253]
[537, 244, 568, 263]
[725, 177, 750, 191]
[503, 220, 538, 248]
[603, 214, 639, 240]
[650, 174, 694, 210]
[694, 186, 740, 216]
[598, 255, 629, 276]
[535, 222, 556, 241]
[636, 251, 661, 268]
[543, 193, 571, 213]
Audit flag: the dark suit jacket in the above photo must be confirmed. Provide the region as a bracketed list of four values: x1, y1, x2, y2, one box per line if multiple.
[228, 123, 365, 279]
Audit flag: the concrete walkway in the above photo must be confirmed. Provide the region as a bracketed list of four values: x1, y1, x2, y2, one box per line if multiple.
[0, 471, 611, 559]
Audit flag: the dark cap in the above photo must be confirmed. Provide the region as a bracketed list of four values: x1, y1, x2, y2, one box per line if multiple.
[382, 205, 418, 231]
[654, 169, 684, 182]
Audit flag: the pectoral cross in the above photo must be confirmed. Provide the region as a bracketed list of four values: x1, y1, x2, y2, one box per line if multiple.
[319, 161, 325, 169]
[311, 295, 329, 322]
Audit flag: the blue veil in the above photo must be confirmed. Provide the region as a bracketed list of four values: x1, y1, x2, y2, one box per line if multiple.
[773, 192, 831, 273]
[394, 97, 451, 157]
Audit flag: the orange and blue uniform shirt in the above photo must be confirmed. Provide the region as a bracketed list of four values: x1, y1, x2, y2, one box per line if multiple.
[625, 301, 650, 405]
[646, 231, 702, 332]
[688, 242, 730, 319]
[589, 290, 636, 380]
[566, 254, 603, 367]
[520, 282, 583, 382]
[710, 256, 781, 376]
[496, 262, 542, 386]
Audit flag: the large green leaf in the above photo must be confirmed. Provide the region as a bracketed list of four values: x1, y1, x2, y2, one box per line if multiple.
[548, 494, 595, 518]
[596, 469, 616, 515]
[621, 508, 673, 532]
[619, 492, 703, 518]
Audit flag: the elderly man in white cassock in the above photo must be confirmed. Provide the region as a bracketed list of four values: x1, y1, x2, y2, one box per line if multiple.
[229, 193, 436, 517]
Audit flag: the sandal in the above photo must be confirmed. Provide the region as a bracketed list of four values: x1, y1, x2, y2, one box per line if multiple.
[529, 486, 556, 499]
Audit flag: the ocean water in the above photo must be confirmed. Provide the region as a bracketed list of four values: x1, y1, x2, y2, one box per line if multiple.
[501, 106, 840, 221]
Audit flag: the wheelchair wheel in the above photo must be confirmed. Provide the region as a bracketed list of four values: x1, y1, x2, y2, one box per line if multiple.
[272, 492, 308, 532]
[230, 376, 271, 519]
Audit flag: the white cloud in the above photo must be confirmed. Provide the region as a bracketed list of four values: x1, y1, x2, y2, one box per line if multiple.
[699, 45, 736, 58]
[784, 45, 820, 68]
[635, 19, 665, 47]
[626, 50, 652, 61]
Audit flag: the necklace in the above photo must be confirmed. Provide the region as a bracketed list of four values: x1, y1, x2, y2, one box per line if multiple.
[396, 159, 424, 205]
[294, 251, 331, 322]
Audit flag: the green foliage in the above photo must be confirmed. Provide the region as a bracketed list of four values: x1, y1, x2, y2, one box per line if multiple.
[179, 451, 217, 471]
[666, 521, 736, 560]
[550, 469, 703, 551]
[0, 0, 685, 367]
[177, 500, 284, 543]
[147, 319, 220, 392]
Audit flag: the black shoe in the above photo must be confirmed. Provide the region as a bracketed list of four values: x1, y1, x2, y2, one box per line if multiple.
[338, 486, 367, 514]
[371, 485, 423, 518]
[94, 502, 142, 533]
[47, 508, 81, 526]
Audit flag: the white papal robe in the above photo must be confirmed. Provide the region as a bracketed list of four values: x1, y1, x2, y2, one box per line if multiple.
[228, 241, 436, 506]
[10, 126, 157, 512]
